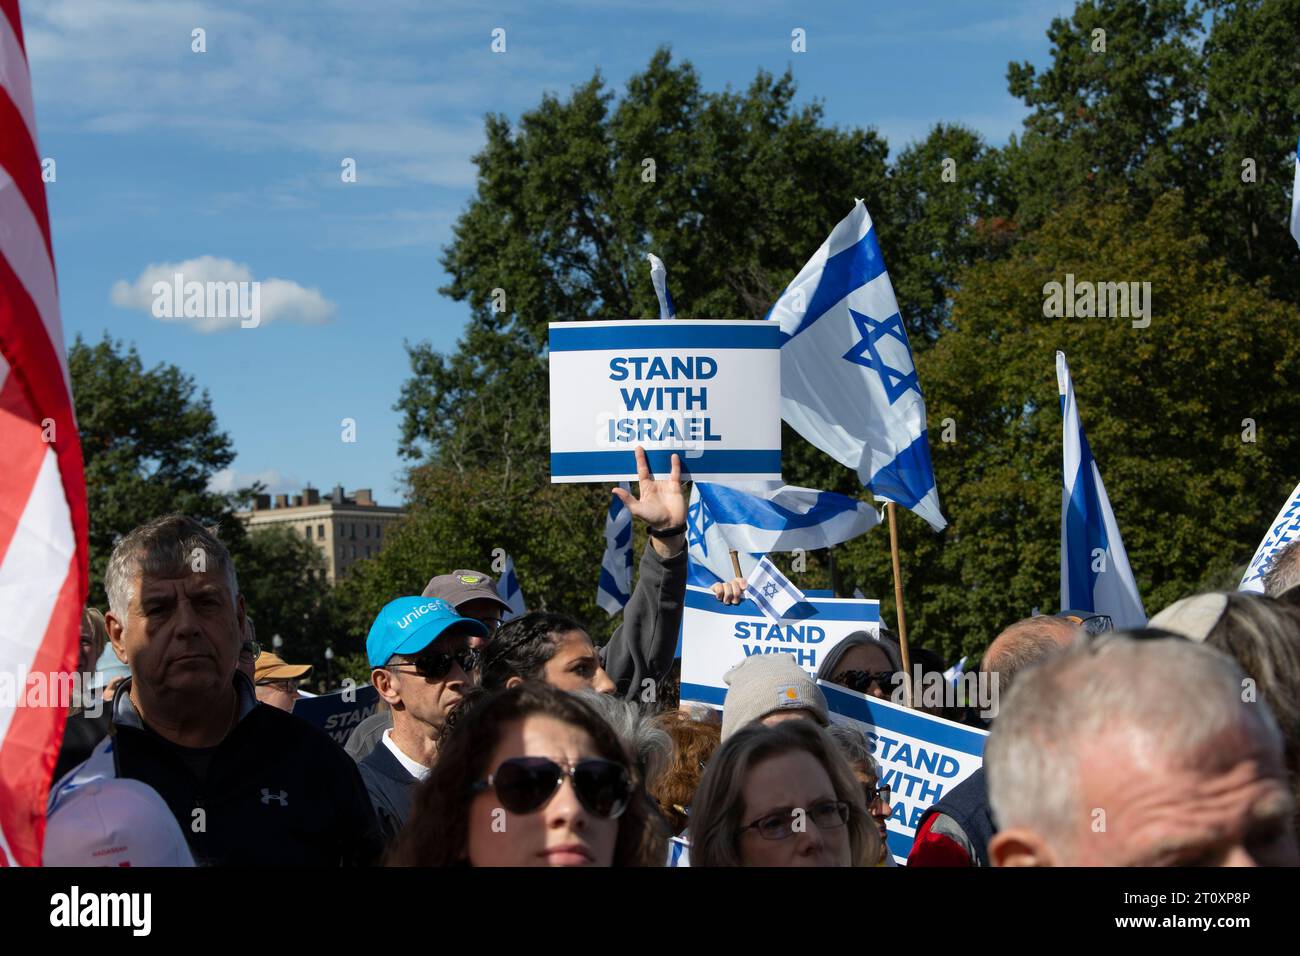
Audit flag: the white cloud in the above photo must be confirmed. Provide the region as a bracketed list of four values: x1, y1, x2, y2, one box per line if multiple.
[208, 467, 301, 495]
[110, 255, 336, 332]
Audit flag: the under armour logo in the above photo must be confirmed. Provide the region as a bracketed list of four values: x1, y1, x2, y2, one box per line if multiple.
[260, 788, 288, 806]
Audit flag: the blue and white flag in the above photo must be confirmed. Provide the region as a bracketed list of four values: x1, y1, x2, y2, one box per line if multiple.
[1238, 479, 1300, 594]
[596, 482, 634, 615]
[699, 480, 879, 555]
[769, 200, 946, 532]
[1291, 132, 1300, 249]
[497, 554, 526, 621]
[745, 555, 806, 621]
[647, 253, 676, 320]
[943, 656, 968, 687]
[1057, 352, 1146, 629]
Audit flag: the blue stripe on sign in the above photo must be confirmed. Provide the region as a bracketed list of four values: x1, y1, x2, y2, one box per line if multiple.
[680, 682, 726, 706]
[886, 828, 913, 863]
[819, 681, 987, 756]
[551, 449, 780, 479]
[549, 323, 781, 352]
[684, 586, 878, 621]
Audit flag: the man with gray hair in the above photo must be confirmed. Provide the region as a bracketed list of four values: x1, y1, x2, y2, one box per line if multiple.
[1264, 539, 1300, 596]
[48, 514, 381, 866]
[909, 614, 1081, 866]
[986, 635, 1298, 866]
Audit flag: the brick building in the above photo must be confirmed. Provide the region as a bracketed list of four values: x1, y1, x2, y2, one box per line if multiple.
[237, 484, 405, 584]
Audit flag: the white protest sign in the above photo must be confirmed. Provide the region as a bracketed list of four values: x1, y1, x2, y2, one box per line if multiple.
[680, 584, 879, 707]
[1239, 479, 1300, 593]
[548, 320, 782, 482]
[821, 680, 986, 865]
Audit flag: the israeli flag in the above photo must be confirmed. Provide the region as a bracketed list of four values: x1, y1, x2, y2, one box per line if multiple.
[700, 480, 879, 553]
[1058, 352, 1146, 629]
[746, 555, 807, 621]
[648, 253, 676, 320]
[1238, 479, 1300, 593]
[770, 200, 946, 532]
[687, 484, 757, 586]
[943, 656, 968, 687]
[597, 482, 634, 615]
[1291, 132, 1300, 248]
[497, 554, 526, 621]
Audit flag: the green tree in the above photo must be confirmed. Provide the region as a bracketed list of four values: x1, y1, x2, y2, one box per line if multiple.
[69, 334, 244, 605]
[854, 190, 1300, 664]
[234, 525, 340, 673]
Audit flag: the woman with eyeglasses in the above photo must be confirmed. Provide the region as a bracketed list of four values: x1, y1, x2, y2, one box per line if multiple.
[689, 720, 879, 867]
[827, 722, 897, 866]
[388, 682, 667, 866]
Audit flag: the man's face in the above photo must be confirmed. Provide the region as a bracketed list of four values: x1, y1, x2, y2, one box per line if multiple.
[376, 633, 472, 735]
[255, 679, 300, 712]
[998, 729, 1300, 867]
[454, 598, 505, 649]
[107, 569, 243, 700]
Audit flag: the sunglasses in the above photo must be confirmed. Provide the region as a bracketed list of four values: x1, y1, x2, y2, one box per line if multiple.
[470, 756, 632, 819]
[384, 647, 480, 681]
[740, 799, 851, 840]
[836, 669, 897, 693]
[865, 784, 891, 808]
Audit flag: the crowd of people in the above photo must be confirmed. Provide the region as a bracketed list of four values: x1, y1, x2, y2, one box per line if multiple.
[38, 450, 1300, 867]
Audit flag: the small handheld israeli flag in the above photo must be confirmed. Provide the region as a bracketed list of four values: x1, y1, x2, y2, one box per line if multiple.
[1291, 131, 1300, 249]
[1058, 352, 1146, 629]
[1238, 479, 1300, 593]
[497, 554, 526, 621]
[745, 555, 806, 622]
[769, 200, 945, 531]
[597, 482, 634, 615]
[943, 656, 968, 687]
[648, 253, 676, 320]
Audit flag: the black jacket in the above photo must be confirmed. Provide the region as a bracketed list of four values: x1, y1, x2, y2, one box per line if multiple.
[357, 738, 420, 846]
[49, 674, 382, 867]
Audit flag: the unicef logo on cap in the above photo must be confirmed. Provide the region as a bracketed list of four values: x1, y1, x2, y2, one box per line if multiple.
[396, 599, 450, 630]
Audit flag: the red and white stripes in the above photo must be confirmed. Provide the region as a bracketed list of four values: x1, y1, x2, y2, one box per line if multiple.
[0, 0, 89, 868]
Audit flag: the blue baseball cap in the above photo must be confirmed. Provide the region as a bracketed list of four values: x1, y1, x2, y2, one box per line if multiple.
[366, 597, 489, 668]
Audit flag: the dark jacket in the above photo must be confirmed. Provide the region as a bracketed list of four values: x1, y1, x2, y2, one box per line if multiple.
[53, 701, 113, 782]
[49, 674, 382, 867]
[910, 767, 995, 867]
[357, 738, 420, 846]
[346, 541, 688, 763]
[599, 540, 688, 699]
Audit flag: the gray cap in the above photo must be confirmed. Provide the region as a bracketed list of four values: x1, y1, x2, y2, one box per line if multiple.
[720, 654, 829, 741]
[421, 569, 511, 612]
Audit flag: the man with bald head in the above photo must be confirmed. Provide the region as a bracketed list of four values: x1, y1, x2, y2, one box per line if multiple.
[987, 635, 1297, 866]
[907, 614, 1081, 866]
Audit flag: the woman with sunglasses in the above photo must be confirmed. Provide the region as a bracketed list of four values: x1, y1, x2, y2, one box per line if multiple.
[828, 722, 897, 866]
[388, 682, 666, 866]
[690, 720, 878, 867]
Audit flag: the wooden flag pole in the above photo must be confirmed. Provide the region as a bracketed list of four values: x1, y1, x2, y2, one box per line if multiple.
[886, 502, 915, 709]
[729, 550, 743, 580]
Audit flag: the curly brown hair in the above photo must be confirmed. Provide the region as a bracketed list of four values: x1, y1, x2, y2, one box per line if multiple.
[650, 711, 721, 836]
[387, 682, 667, 866]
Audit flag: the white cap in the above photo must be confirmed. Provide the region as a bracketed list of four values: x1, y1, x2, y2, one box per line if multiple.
[43, 778, 196, 867]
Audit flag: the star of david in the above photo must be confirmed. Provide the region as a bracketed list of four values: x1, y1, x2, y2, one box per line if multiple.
[842, 307, 920, 405]
[687, 500, 714, 556]
[762, 582, 780, 599]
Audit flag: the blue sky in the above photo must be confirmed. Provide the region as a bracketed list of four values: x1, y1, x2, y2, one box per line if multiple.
[27, 0, 1070, 503]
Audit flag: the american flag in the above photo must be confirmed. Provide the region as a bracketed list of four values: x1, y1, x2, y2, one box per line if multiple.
[0, 0, 89, 867]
